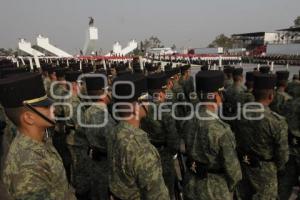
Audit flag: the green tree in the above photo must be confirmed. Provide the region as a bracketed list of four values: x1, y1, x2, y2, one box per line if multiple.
[208, 34, 233, 48]
[294, 16, 300, 26]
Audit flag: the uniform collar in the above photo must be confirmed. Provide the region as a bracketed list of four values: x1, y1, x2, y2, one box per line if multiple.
[15, 131, 46, 150]
[119, 121, 147, 136]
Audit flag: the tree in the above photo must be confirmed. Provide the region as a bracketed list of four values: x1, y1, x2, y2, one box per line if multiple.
[294, 16, 300, 27]
[208, 34, 234, 48]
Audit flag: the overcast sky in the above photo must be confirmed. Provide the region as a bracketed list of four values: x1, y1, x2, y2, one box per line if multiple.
[0, 0, 299, 54]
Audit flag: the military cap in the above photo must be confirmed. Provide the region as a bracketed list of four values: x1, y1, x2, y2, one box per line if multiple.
[115, 64, 127, 73]
[0, 73, 53, 108]
[172, 67, 180, 75]
[82, 66, 94, 73]
[180, 65, 191, 74]
[195, 71, 224, 93]
[223, 66, 234, 74]
[65, 71, 82, 82]
[117, 70, 132, 77]
[201, 65, 209, 71]
[55, 68, 67, 78]
[245, 71, 255, 82]
[233, 68, 243, 76]
[0, 67, 29, 78]
[0, 63, 15, 69]
[96, 64, 104, 70]
[69, 63, 81, 71]
[275, 71, 289, 81]
[259, 66, 270, 74]
[253, 74, 276, 90]
[85, 73, 107, 91]
[132, 63, 143, 74]
[164, 64, 172, 71]
[112, 73, 147, 102]
[147, 73, 167, 91]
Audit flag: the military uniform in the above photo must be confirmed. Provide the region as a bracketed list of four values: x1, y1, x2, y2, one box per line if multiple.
[141, 73, 180, 198]
[3, 133, 76, 200]
[286, 80, 300, 98]
[62, 71, 88, 191]
[183, 71, 242, 200]
[108, 74, 169, 200]
[0, 73, 76, 199]
[235, 74, 289, 200]
[108, 121, 169, 200]
[270, 71, 293, 115]
[83, 102, 117, 199]
[278, 97, 300, 199]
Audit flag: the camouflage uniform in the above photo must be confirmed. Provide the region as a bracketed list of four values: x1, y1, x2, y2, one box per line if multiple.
[278, 97, 300, 199]
[183, 109, 242, 200]
[50, 83, 73, 186]
[63, 94, 86, 189]
[82, 103, 117, 199]
[0, 180, 12, 200]
[270, 90, 292, 115]
[141, 103, 180, 198]
[43, 76, 52, 97]
[3, 132, 76, 200]
[223, 84, 246, 130]
[286, 81, 300, 98]
[235, 105, 289, 200]
[108, 121, 170, 200]
[224, 79, 233, 89]
[0, 105, 17, 177]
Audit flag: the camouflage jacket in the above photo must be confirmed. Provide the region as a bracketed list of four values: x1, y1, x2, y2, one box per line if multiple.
[43, 77, 51, 97]
[183, 109, 242, 191]
[108, 121, 170, 200]
[223, 84, 246, 117]
[283, 97, 300, 158]
[224, 79, 233, 90]
[287, 81, 300, 98]
[83, 103, 117, 151]
[270, 90, 292, 115]
[141, 103, 180, 154]
[3, 132, 76, 200]
[235, 105, 289, 170]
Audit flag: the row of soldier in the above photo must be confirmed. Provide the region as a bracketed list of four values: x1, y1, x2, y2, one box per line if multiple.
[0, 57, 299, 200]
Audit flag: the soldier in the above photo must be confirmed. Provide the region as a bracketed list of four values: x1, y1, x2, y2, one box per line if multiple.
[108, 73, 170, 199]
[286, 73, 300, 98]
[235, 73, 289, 199]
[270, 70, 292, 115]
[223, 66, 234, 89]
[81, 72, 117, 200]
[223, 68, 245, 127]
[183, 70, 242, 200]
[0, 73, 76, 199]
[41, 64, 56, 97]
[278, 95, 300, 200]
[63, 70, 85, 190]
[180, 65, 194, 102]
[141, 73, 180, 198]
[239, 71, 255, 104]
[259, 66, 271, 74]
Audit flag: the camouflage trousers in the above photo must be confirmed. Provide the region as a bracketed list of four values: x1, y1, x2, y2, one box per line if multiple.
[243, 162, 278, 200]
[183, 171, 232, 200]
[72, 146, 92, 197]
[278, 155, 300, 200]
[158, 149, 176, 199]
[90, 159, 109, 200]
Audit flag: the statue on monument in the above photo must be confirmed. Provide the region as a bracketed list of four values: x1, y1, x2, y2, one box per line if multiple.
[89, 17, 94, 27]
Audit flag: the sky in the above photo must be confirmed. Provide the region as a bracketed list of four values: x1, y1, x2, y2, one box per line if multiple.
[0, 0, 299, 54]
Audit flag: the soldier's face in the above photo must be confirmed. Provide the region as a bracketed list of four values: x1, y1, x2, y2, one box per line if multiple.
[32, 106, 55, 128]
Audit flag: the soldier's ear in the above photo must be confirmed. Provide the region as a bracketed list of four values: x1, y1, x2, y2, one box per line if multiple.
[22, 111, 35, 126]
